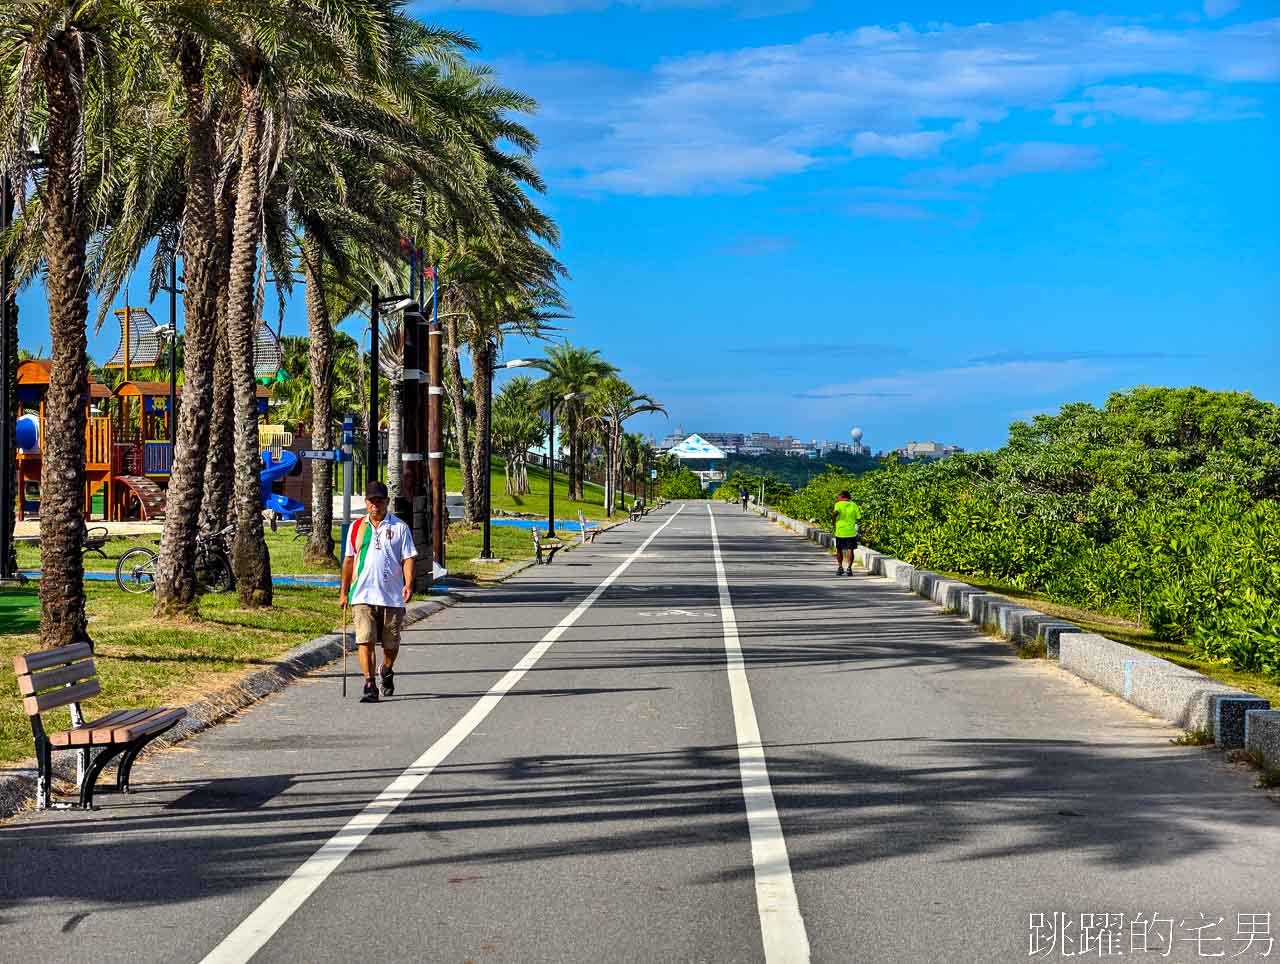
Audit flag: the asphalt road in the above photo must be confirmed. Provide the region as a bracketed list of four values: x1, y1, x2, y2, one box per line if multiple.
[3, 501, 1277, 963]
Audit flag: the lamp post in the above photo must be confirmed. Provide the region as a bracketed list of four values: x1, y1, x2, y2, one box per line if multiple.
[478, 353, 535, 561]
[0, 173, 15, 582]
[546, 390, 588, 539]
[367, 287, 414, 490]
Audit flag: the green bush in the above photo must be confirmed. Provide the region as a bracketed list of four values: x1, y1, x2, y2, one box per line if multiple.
[776, 388, 1280, 679]
[660, 468, 706, 500]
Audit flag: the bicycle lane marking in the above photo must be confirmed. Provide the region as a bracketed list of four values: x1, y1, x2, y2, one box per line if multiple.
[707, 503, 811, 964]
[199, 504, 686, 964]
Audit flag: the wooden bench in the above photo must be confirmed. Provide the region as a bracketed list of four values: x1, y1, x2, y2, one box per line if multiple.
[576, 510, 599, 544]
[291, 510, 314, 543]
[83, 526, 109, 559]
[14, 640, 186, 810]
[532, 527, 566, 565]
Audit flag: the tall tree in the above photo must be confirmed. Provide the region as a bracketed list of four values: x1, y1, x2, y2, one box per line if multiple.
[532, 344, 615, 503]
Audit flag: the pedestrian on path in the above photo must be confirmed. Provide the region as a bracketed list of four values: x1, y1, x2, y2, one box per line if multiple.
[739, 485, 749, 511]
[339, 481, 418, 703]
[832, 489, 863, 577]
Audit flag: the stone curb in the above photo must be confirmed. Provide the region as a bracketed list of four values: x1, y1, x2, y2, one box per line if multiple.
[0, 595, 461, 821]
[754, 504, 1272, 757]
[1, 511, 651, 820]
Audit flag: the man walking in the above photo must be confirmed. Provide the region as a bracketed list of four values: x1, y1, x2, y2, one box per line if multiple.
[739, 485, 749, 512]
[832, 489, 863, 577]
[340, 481, 417, 703]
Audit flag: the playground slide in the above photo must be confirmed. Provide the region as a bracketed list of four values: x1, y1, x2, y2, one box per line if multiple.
[261, 449, 305, 520]
[15, 414, 39, 452]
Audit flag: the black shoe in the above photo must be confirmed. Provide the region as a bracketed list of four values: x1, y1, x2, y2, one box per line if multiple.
[844, 568, 853, 577]
[380, 666, 395, 697]
[836, 567, 845, 576]
[360, 680, 380, 703]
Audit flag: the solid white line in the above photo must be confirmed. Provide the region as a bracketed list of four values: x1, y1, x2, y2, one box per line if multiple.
[201, 505, 687, 964]
[707, 504, 811, 964]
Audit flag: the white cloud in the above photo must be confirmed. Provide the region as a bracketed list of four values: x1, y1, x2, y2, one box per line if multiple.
[1052, 84, 1262, 124]
[852, 130, 949, 159]
[415, 0, 809, 14]
[1203, 0, 1241, 19]
[920, 142, 1104, 185]
[499, 13, 1280, 195]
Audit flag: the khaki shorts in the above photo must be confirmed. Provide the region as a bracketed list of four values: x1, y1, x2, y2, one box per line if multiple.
[351, 604, 404, 651]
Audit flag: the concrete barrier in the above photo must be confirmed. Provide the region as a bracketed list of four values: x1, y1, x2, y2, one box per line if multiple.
[1246, 710, 1280, 770]
[757, 503, 1271, 747]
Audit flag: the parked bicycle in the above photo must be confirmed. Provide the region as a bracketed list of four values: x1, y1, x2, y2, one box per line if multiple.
[114, 524, 236, 594]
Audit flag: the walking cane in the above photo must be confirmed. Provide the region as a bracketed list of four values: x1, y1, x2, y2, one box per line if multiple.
[341, 604, 349, 698]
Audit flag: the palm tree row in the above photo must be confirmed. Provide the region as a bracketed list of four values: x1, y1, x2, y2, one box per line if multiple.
[1, 0, 566, 645]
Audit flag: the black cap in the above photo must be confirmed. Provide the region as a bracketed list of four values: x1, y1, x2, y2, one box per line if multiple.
[365, 480, 389, 500]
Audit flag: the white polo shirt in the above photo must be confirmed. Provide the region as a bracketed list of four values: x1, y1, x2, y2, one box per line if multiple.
[345, 512, 418, 608]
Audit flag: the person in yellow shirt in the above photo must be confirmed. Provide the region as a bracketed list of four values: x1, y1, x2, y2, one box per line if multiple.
[831, 490, 863, 577]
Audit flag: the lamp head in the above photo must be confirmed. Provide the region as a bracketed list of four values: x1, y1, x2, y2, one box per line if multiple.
[502, 358, 535, 369]
[391, 297, 415, 312]
[153, 323, 175, 339]
[563, 391, 590, 401]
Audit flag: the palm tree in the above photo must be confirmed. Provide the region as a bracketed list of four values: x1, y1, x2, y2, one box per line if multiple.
[531, 344, 615, 503]
[492, 375, 544, 496]
[622, 431, 647, 502]
[1, 1, 125, 646]
[589, 377, 665, 516]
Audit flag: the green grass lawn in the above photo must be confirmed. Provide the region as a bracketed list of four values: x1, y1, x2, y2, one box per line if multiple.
[942, 571, 1280, 707]
[445, 457, 638, 522]
[0, 583, 345, 769]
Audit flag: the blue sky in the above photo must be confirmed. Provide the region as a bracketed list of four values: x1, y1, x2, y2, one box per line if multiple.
[17, 0, 1280, 452]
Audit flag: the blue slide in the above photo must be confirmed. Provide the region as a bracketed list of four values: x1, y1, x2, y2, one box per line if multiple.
[261, 449, 305, 520]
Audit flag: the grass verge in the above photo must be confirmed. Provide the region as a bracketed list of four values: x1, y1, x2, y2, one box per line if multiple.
[1, 583, 343, 770]
[943, 571, 1280, 706]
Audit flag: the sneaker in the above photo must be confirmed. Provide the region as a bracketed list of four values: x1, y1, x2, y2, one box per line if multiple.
[836, 567, 845, 577]
[360, 680, 380, 703]
[844, 568, 853, 577]
[379, 666, 395, 698]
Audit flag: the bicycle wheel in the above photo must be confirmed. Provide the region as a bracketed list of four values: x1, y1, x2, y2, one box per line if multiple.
[115, 547, 158, 593]
[195, 551, 234, 594]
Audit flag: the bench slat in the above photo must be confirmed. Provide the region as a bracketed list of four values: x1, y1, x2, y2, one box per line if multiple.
[17, 659, 97, 696]
[114, 708, 184, 742]
[89, 708, 157, 744]
[50, 709, 150, 747]
[12, 642, 92, 676]
[22, 678, 100, 716]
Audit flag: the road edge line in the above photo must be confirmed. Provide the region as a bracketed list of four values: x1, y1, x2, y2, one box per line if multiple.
[707, 503, 811, 963]
[199, 504, 687, 964]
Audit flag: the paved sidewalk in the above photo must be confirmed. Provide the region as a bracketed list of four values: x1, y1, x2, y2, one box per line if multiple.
[2, 503, 1276, 963]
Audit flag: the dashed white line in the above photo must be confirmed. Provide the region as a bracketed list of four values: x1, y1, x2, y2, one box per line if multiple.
[201, 505, 687, 964]
[707, 503, 811, 963]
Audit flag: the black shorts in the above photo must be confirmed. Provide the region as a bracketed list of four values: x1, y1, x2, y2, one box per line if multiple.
[835, 536, 858, 551]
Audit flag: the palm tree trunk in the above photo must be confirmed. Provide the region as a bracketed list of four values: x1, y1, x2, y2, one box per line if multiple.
[443, 311, 474, 519]
[386, 380, 403, 502]
[200, 174, 236, 532]
[301, 236, 335, 566]
[38, 37, 90, 648]
[155, 37, 220, 616]
[467, 341, 493, 525]
[225, 78, 272, 606]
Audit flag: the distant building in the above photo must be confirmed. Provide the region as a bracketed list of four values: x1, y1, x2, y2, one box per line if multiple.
[895, 440, 964, 462]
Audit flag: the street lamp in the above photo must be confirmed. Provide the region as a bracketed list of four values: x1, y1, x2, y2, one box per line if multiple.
[477, 355, 535, 561]
[547, 390, 589, 539]
[1, 143, 44, 584]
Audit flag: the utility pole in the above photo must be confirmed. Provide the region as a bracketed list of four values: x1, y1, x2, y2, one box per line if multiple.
[0, 174, 15, 582]
[167, 256, 178, 449]
[427, 262, 445, 569]
[367, 286, 380, 481]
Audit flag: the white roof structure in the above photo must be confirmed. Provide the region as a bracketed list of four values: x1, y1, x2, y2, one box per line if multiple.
[668, 434, 726, 460]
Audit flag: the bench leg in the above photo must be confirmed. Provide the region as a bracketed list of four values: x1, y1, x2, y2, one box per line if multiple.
[117, 728, 171, 792]
[35, 738, 52, 811]
[80, 745, 129, 810]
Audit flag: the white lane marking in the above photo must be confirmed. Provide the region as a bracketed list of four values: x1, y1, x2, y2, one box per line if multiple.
[201, 505, 687, 964]
[707, 504, 811, 964]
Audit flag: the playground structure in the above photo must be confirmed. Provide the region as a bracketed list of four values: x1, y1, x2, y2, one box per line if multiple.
[13, 309, 299, 523]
